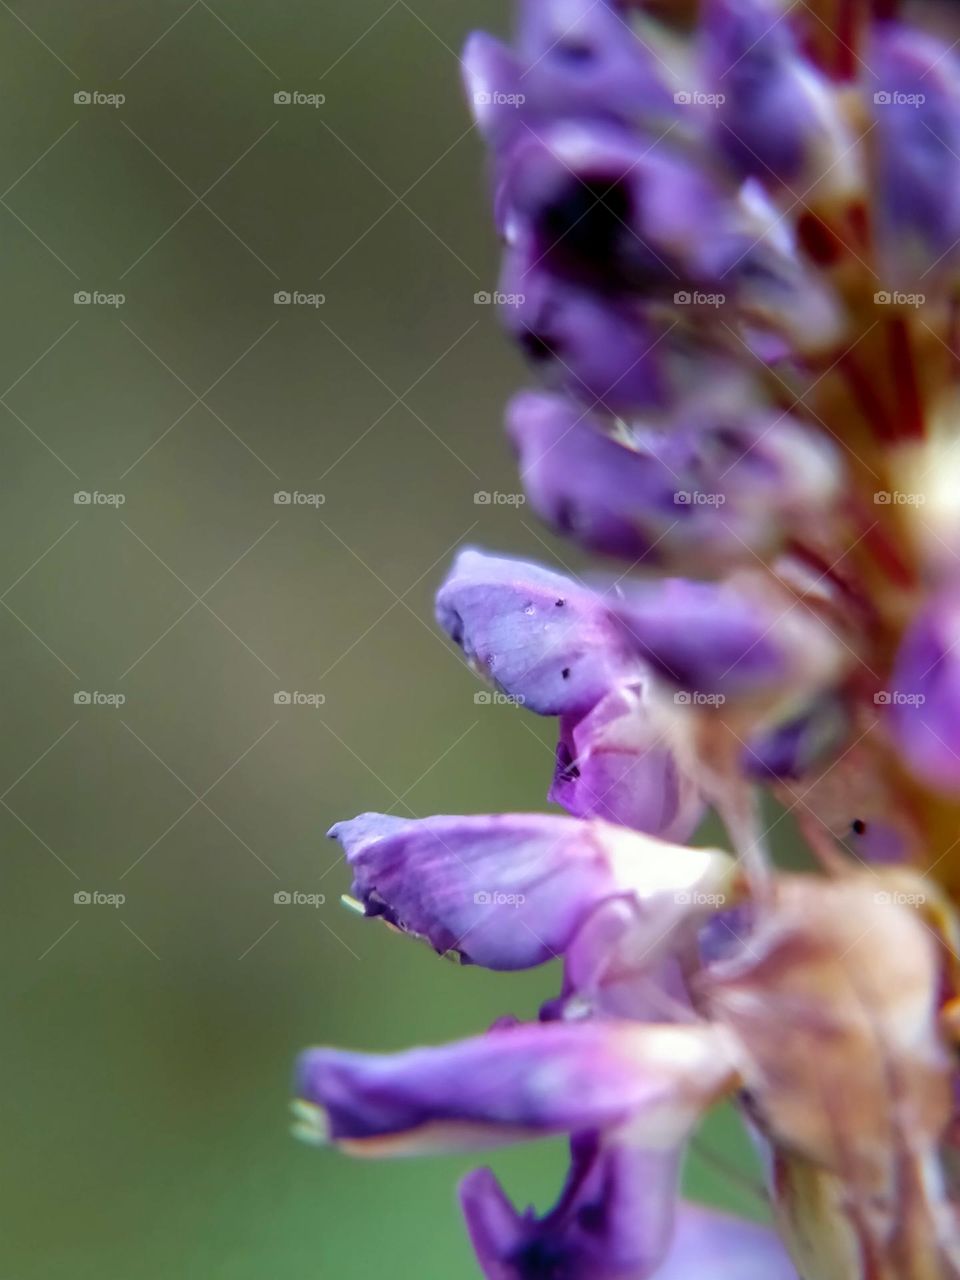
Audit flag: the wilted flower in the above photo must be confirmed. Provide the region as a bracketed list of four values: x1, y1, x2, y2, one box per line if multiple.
[295, 1, 960, 1276]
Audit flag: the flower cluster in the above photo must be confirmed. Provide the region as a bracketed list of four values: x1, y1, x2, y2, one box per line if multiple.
[294, 2, 960, 1277]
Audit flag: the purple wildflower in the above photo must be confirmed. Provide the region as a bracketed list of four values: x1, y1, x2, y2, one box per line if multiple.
[296, 1, 960, 1276]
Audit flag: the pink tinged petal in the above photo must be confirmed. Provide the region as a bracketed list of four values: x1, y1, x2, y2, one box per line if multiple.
[329, 811, 735, 971]
[654, 1203, 798, 1280]
[462, 33, 525, 154]
[295, 1020, 739, 1156]
[550, 681, 705, 842]
[550, 897, 700, 1023]
[435, 547, 641, 717]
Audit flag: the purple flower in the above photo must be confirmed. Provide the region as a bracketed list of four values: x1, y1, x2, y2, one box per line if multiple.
[870, 24, 960, 285]
[550, 681, 704, 841]
[460, 1140, 682, 1280]
[506, 389, 840, 568]
[888, 593, 960, 793]
[700, 0, 851, 192]
[295, 1018, 737, 1154]
[611, 576, 841, 702]
[463, 1165, 799, 1280]
[296, 0, 960, 1274]
[329, 810, 732, 970]
[435, 547, 639, 717]
[498, 240, 674, 413]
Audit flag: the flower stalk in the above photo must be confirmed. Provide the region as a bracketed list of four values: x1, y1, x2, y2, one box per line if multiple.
[294, 1, 960, 1276]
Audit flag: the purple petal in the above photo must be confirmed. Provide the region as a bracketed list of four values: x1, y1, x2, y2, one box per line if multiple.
[506, 390, 839, 568]
[329, 810, 733, 970]
[888, 593, 960, 792]
[435, 547, 640, 716]
[655, 1203, 798, 1280]
[870, 25, 960, 286]
[461, 1136, 681, 1280]
[701, 0, 844, 190]
[612, 577, 840, 700]
[742, 697, 848, 782]
[514, 0, 673, 126]
[501, 122, 725, 293]
[549, 681, 704, 841]
[463, 32, 526, 154]
[499, 241, 671, 413]
[295, 1020, 738, 1155]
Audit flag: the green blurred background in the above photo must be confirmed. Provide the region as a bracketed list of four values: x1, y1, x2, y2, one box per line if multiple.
[0, 3, 760, 1275]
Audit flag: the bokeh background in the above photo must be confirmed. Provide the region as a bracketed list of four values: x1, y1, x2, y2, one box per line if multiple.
[0, 3, 760, 1275]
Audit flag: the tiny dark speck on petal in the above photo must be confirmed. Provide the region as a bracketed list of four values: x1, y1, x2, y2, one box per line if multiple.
[561, 667, 571, 679]
[851, 819, 867, 835]
[555, 598, 565, 607]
